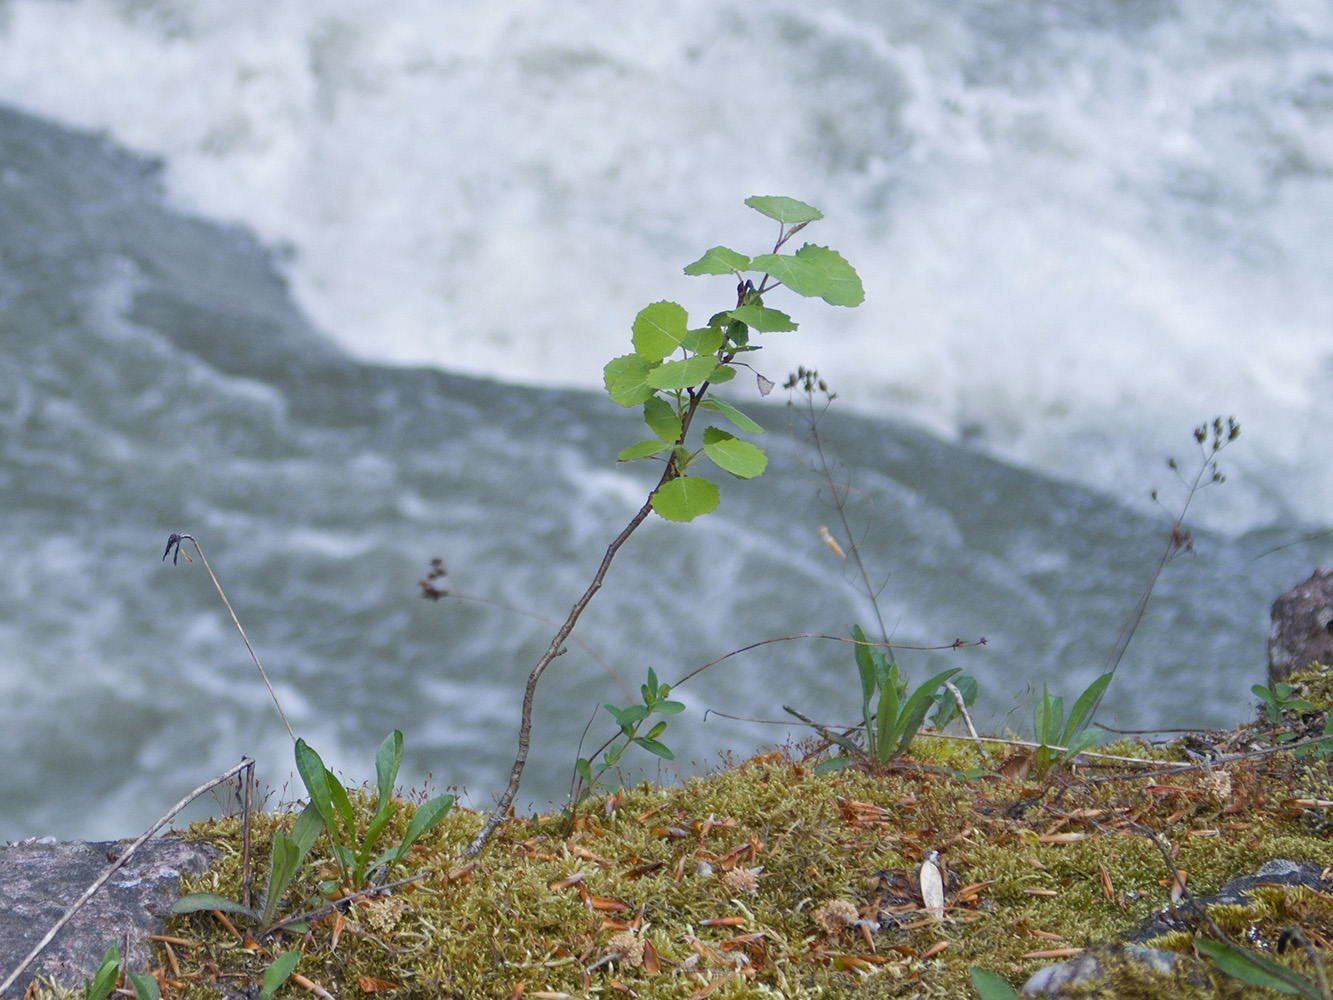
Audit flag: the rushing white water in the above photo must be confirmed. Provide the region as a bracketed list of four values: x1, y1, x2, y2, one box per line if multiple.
[0, 0, 1330, 529]
[0, 2, 1331, 842]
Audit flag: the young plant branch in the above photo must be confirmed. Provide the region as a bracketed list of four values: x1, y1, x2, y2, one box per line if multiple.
[458, 196, 863, 855]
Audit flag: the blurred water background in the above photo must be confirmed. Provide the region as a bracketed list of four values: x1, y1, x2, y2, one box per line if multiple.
[0, 1, 1330, 840]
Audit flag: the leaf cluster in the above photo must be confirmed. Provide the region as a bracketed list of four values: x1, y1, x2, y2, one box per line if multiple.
[1032, 675, 1109, 778]
[295, 731, 453, 891]
[573, 668, 685, 812]
[603, 195, 862, 522]
[818, 624, 961, 771]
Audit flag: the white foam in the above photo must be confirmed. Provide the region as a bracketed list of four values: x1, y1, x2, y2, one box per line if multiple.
[1, 0, 1329, 528]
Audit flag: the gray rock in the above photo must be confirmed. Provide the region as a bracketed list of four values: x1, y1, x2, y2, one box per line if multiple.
[0, 837, 219, 997]
[1268, 566, 1333, 685]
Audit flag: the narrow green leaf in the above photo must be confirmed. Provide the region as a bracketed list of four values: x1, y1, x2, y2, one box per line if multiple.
[875, 677, 901, 764]
[745, 195, 823, 224]
[603, 353, 658, 407]
[654, 699, 687, 715]
[702, 427, 768, 478]
[1061, 729, 1103, 760]
[638, 737, 676, 760]
[1195, 939, 1319, 996]
[618, 439, 671, 462]
[171, 892, 260, 918]
[969, 967, 1023, 1000]
[259, 950, 301, 1000]
[128, 971, 161, 1000]
[683, 245, 752, 275]
[651, 476, 720, 521]
[750, 253, 829, 298]
[728, 305, 797, 332]
[795, 244, 864, 306]
[392, 793, 454, 863]
[643, 395, 682, 443]
[327, 778, 357, 842]
[815, 756, 854, 774]
[289, 802, 324, 860]
[374, 731, 404, 810]
[86, 945, 121, 1000]
[1062, 674, 1113, 744]
[294, 740, 344, 855]
[700, 398, 763, 434]
[645, 355, 718, 390]
[260, 833, 302, 926]
[631, 301, 689, 362]
[889, 668, 963, 756]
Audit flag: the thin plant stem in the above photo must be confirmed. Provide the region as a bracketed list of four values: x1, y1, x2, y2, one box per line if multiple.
[163, 533, 295, 742]
[0, 757, 256, 997]
[789, 378, 892, 650]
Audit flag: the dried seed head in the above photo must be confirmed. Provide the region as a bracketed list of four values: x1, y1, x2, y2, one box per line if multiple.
[724, 866, 762, 895]
[363, 897, 405, 933]
[1201, 769, 1232, 805]
[814, 899, 859, 935]
[607, 930, 644, 968]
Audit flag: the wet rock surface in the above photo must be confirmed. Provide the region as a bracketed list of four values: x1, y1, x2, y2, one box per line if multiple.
[0, 837, 218, 996]
[1269, 566, 1333, 685]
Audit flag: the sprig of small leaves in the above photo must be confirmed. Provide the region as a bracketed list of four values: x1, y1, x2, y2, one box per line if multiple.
[573, 668, 684, 810]
[603, 196, 862, 521]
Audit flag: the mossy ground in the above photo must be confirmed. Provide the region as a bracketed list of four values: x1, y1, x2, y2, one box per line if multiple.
[36, 675, 1333, 1000]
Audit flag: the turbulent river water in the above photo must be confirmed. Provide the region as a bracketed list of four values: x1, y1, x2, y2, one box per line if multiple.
[0, 1, 1330, 840]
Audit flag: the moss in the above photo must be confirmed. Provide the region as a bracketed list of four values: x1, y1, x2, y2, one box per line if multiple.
[80, 732, 1331, 999]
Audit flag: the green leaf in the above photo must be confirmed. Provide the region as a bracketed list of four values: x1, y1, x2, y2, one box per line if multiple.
[618, 439, 671, 462]
[684, 245, 751, 275]
[374, 731, 404, 809]
[1062, 674, 1112, 745]
[576, 758, 593, 782]
[700, 398, 763, 434]
[259, 951, 301, 1000]
[260, 833, 303, 926]
[392, 793, 454, 866]
[171, 892, 260, 918]
[683, 324, 726, 354]
[289, 802, 324, 859]
[651, 476, 720, 521]
[645, 355, 719, 390]
[632, 301, 689, 362]
[888, 668, 963, 757]
[745, 195, 823, 224]
[85, 944, 120, 1000]
[702, 427, 768, 479]
[1194, 939, 1322, 997]
[728, 305, 797, 332]
[603, 353, 658, 407]
[638, 737, 675, 760]
[969, 967, 1022, 1000]
[613, 704, 651, 726]
[654, 699, 687, 715]
[750, 253, 829, 298]
[128, 972, 160, 1000]
[643, 395, 682, 442]
[708, 365, 737, 385]
[1061, 728, 1103, 760]
[294, 740, 345, 856]
[795, 244, 864, 306]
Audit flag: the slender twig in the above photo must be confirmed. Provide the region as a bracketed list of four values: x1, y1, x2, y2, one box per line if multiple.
[0, 758, 255, 997]
[162, 533, 295, 742]
[943, 679, 992, 763]
[1089, 419, 1239, 722]
[672, 632, 983, 688]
